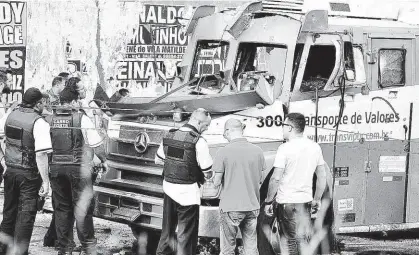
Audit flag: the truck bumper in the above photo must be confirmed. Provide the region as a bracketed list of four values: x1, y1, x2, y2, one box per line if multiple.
[93, 186, 221, 238]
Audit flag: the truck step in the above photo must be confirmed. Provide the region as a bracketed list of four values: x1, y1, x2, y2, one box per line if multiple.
[105, 179, 164, 194]
[107, 160, 163, 176]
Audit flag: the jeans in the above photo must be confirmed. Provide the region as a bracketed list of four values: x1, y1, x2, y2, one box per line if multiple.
[50, 165, 96, 254]
[277, 203, 312, 255]
[0, 168, 42, 255]
[220, 209, 259, 255]
[156, 193, 199, 255]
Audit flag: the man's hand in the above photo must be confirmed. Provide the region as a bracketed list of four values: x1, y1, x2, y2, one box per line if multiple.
[311, 199, 321, 212]
[39, 182, 50, 197]
[264, 204, 274, 217]
[100, 161, 109, 173]
[204, 171, 213, 180]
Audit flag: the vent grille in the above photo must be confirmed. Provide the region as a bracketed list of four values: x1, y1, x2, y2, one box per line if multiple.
[262, 0, 304, 14]
[330, 2, 351, 12]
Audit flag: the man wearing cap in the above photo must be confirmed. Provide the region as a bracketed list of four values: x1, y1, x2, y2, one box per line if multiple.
[46, 86, 107, 255]
[155, 108, 213, 255]
[212, 118, 266, 255]
[0, 87, 52, 255]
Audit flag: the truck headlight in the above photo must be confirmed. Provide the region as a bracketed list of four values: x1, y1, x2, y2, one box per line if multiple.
[107, 118, 120, 139]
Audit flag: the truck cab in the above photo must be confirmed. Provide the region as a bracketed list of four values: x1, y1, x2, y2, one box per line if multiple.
[93, 0, 419, 252]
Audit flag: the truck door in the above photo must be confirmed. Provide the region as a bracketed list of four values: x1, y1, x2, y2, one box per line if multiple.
[365, 37, 414, 225]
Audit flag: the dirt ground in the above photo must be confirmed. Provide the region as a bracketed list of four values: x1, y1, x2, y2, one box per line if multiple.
[0, 196, 419, 254]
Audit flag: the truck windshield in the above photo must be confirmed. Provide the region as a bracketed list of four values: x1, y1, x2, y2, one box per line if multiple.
[233, 43, 287, 90]
[189, 40, 229, 79]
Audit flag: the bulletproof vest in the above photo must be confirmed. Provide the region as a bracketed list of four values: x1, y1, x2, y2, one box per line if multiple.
[45, 109, 93, 165]
[162, 127, 203, 184]
[4, 107, 41, 170]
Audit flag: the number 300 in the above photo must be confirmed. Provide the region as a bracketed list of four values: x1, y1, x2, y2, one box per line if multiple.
[257, 115, 283, 128]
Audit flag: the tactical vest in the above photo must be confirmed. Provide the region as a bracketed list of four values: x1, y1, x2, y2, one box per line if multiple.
[162, 127, 204, 185]
[45, 109, 94, 165]
[4, 107, 41, 170]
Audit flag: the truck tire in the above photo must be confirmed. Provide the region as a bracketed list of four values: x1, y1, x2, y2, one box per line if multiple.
[130, 226, 160, 254]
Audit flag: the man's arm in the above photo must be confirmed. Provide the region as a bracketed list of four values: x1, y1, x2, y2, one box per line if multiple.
[93, 144, 107, 163]
[155, 142, 165, 166]
[81, 115, 106, 162]
[33, 118, 53, 197]
[260, 151, 267, 185]
[36, 151, 50, 195]
[195, 138, 213, 179]
[313, 164, 327, 202]
[265, 167, 284, 203]
[212, 149, 225, 187]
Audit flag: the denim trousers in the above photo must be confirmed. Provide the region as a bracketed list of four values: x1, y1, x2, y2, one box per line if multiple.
[220, 209, 260, 255]
[277, 202, 312, 255]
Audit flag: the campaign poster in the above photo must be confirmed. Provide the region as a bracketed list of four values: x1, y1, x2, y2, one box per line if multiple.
[116, 4, 189, 93]
[0, 1, 27, 103]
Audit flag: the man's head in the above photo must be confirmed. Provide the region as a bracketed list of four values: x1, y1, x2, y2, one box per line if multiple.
[282, 112, 306, 140]
[51, 76, 65, 94]
[22, 87, 49, 113]
[1, 86, 10, 104]
[6, 70, 12, 80]
[119, 88, 130, 97]
[59, 86, 79, 106]
[223, 118, 245, 142]
[65, 77, 86, 99]
[188, 108, 211, 134]
[58, 72, 70, 82]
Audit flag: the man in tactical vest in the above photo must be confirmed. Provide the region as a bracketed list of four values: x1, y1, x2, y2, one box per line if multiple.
[43, 73, 78, 250]
[46, 87, 107, 255]
[155, 108, 213, 255]
[0, 88, 52, 255]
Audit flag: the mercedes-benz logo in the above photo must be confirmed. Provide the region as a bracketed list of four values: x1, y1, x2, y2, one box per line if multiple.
[134, 132, 150, 154]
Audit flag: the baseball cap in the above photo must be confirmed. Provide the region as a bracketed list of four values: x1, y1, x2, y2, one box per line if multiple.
[22, 87, 49, 105]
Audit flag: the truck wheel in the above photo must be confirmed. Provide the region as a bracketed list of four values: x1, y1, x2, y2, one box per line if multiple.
[131, 226, 160, 254]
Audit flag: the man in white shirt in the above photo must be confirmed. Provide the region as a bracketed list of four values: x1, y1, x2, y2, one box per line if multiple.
[155, 108, 213, 255]
[264, 112, 327, 255]
[0, 88, 52, 255]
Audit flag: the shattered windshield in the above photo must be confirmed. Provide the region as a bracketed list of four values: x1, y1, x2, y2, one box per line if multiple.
[190, 40, 229, 79]
[233, 43, 287, 91]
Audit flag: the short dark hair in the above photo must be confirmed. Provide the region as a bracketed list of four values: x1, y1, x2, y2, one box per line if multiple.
[119, 88, 129, 96]
[5, 70, 12, 75]
[58, 72, 70, 78]
[2, 86, 10, 94]
[52, 76, 63, 87]
[65, 77, 81, 92]
[59, 86, 79, 104]
[285, 112, 306, 133]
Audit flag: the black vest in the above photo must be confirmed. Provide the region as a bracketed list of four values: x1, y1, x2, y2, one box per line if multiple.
[45, 109, 94, 165]
[162, 125, 204, 185]
[4, 107, 41, 170]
